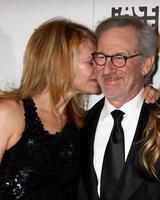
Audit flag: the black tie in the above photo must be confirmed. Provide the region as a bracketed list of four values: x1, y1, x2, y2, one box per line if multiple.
[100, 110, 125, 200]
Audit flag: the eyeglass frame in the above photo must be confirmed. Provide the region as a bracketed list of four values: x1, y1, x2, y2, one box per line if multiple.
[91, 52, 142, 68]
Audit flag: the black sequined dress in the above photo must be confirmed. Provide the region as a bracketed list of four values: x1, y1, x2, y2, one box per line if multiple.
[0, 98, 80, 200]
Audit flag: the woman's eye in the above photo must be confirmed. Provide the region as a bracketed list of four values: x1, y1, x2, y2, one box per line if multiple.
[88, 60, 95, 65]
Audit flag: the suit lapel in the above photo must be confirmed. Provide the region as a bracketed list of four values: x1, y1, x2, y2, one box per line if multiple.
[82, 98, 105, 200]
[114, 102, 150, 200]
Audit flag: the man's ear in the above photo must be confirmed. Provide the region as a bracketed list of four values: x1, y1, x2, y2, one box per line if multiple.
[141, 54, 155, 76]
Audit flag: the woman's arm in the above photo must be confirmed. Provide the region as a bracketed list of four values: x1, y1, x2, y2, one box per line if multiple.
[0, 99, 24, 162]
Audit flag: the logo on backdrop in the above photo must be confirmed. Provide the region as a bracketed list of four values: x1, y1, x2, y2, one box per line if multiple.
[111, 6, 159, 33]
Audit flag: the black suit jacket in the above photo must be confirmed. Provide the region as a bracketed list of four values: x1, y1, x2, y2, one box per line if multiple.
[78, 98, 160, 200]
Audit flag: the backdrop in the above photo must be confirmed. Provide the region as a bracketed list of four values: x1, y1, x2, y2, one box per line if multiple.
[0, 0, 159, 107]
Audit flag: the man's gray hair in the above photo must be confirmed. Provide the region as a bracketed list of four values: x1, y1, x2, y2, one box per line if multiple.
[96, 15, 158, 57]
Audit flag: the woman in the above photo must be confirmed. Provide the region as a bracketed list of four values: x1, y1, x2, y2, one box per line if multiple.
[139, 105, 160, 180]
[0, 18, 100, 200]
[0, 17, 159, 200]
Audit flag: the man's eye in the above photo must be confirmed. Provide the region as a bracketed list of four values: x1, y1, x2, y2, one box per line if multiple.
[114, 56, 124, 60]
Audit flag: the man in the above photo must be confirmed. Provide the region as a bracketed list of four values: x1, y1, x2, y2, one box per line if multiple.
[80, 15, 160, 200]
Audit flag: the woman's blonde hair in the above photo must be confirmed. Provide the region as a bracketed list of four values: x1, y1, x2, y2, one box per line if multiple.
[139, 107, 160, 179]
[0, 18, 97, 128]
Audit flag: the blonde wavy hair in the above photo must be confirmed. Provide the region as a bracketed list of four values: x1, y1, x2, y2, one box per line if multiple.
[139, 107, 160, 179]
[0, 18, 97, 128]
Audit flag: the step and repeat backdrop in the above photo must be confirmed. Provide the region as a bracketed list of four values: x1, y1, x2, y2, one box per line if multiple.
[0, 0, 159, 107]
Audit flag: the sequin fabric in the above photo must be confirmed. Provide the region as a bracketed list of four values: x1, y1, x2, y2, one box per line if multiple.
[0, 98, 80, 200]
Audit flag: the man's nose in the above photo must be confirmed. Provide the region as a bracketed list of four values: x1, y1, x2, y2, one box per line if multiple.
[102, 58, 117, 73]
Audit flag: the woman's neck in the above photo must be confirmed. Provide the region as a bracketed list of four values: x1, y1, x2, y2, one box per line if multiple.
[33, 90, 73, 113]
[32, 91, 74, 134]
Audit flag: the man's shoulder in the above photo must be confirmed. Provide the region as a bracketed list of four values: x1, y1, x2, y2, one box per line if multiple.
[85, 97, 105, 122]
[88, 97, 104, 112]
[143, 99, 160, 110]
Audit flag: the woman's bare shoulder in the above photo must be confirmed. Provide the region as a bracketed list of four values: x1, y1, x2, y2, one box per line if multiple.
[0, 99, 25, 154]
[0, 98, 22, 111]
[0, 98, 24, 119]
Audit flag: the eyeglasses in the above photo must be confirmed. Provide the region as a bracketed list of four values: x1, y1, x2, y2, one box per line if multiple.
[91, 52, 142, 68]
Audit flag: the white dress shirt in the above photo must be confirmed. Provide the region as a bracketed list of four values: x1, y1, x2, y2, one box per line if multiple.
[93, 88, 144, 196]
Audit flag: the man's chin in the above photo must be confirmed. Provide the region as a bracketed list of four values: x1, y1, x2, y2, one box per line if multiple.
[103, 90, 124, 100]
